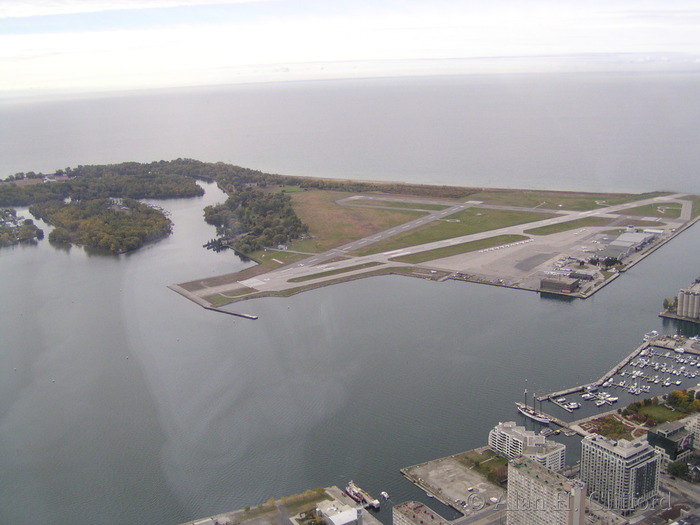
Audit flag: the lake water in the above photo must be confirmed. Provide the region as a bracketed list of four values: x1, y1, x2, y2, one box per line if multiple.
[3, 73, 700, 194]
[1, 74, 700, 524]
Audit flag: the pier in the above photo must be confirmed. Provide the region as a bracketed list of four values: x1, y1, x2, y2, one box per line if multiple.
[203, 306, 259, 320]
[594, 342, 649, 386]
[536, 341, 650, 402]
[168, 284, 259, 320]
[531, 334, 700, 435]
[527, 409, 587, 437]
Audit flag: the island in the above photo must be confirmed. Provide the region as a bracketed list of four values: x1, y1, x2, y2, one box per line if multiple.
[0, 208, 44, 246]
[168, 163, 700, 310]
[0, 160, 204, 253]
[30, 198, 172, 253]
[3, 159, 698, 291]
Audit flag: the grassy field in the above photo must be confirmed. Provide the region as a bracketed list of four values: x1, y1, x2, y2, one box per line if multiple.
[255, 250, 309, 265]
[623, 202, 683, 218]
[581, 415, 635, 440]
[346, 198, 451, 211]
[178, 250, 308, 292]
[287, 261, 383, 282]
[691, 196, 700, 219]
[637, 404, 687, 424]
[277, 489, 331, 515]
[289, 190, 425, 252]
[456, 449, 508, 484]
[205, 287, 257, 305]
[236, 266, 421, 301]
[355, 208, 555, 256]
[279, 185, 306, 193]
[238, 488, 330, 520]
[524, 217, 614, 235]
[468, 190, 669, 211]
[390, 235, 528, 263]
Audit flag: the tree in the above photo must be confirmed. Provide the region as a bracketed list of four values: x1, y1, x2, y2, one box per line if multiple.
[668, 461, 689, 478]
[603, 257, 619, 267]
[49, 227, 71, 245]
[663, 296, 678, 312]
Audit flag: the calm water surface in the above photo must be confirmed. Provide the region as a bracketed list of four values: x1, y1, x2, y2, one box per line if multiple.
[1, 75, 700, 524]
[2, 73, 700, 193]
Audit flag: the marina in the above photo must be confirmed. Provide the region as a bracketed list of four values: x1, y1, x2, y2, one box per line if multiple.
[536, 335, 700, 403]
[519, 333, 700, 436]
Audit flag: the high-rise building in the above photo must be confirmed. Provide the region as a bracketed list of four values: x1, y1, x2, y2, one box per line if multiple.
[489, 421, 566, 472]
[580, 435, 659, 516]
[507, 457, 586, 525]
[688, 414, 700, 449]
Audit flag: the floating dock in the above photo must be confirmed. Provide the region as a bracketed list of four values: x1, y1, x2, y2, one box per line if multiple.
[537, 341, 650, 402]
[531, 335, 700, 433]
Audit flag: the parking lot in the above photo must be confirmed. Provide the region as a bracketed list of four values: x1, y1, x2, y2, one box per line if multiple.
[402, 451, 506, 523]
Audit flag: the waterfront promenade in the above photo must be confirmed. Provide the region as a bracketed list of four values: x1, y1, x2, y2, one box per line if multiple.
[178, 486, 382, 525]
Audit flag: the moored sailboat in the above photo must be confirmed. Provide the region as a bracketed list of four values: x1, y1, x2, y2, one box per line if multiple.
[515, 385, 552, 424]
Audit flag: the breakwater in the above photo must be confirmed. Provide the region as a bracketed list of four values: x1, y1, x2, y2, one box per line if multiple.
[168, 284, 259, 320]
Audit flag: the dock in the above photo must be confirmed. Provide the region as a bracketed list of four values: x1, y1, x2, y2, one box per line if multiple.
[536, 341, 650, 402]
[527, 409, 587, 437]
[595, 341, 651, 386]
[532, 334, 700, 432]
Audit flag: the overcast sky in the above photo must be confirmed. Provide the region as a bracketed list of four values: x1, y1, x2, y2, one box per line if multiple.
[2, 0, 700, 96]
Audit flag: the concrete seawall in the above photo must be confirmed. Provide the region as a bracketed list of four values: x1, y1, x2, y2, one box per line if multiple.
[168, 284, 258, 320]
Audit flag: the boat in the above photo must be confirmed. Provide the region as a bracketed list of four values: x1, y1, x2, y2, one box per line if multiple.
[345, 482, 363, 504]
[595, 400, 606, 407]
[380, 491, 389, 500]
[566, 402, 581, 410]
[516, 402, 552, 424]
[346, 481, 380, 510]
[516, 384, 552, 424]
[644, 330, 659, 342]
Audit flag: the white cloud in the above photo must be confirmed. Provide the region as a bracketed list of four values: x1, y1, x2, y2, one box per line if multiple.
[2, 1, 700, 95]
[0, 0, 269, 18]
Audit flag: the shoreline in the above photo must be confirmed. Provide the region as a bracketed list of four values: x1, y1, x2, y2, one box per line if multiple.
[170, 219, 696, 310]
[171, 190, 700, 312]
